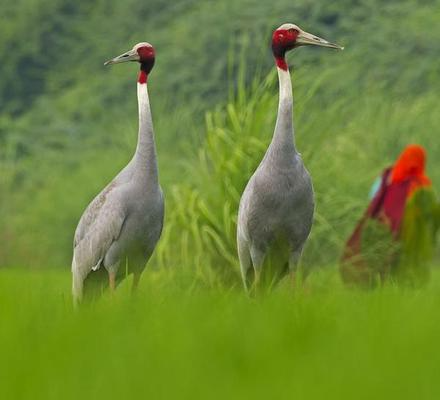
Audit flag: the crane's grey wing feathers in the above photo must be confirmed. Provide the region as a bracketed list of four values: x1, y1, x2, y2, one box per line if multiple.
[73, 182, 126, 278]
[74, 181, 117, 246]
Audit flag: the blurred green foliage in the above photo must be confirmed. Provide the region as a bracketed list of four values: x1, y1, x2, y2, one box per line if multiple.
[396, 188, 440, 285]
[0, 0, 439, 268]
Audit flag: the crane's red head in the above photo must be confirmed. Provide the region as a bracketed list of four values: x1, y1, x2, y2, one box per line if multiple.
[104, 42, 156, 84]
[272, 23, 344, 71]
[272, 24, 300, 70]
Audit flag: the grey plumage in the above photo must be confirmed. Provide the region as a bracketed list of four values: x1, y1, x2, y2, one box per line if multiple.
[72, 42, 163, 304]
[237, 23, 342, 291]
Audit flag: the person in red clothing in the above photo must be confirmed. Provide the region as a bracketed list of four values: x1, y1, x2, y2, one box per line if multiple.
[341, 144, 436, 288]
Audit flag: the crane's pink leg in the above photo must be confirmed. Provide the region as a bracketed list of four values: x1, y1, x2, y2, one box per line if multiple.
[253, 269, 262, 292]
[288, 247, 304, 290]
[108, 271, 116, 292]
[289, 270, 297, 288]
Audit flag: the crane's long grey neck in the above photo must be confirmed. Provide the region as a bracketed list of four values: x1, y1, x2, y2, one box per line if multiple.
[265, 66, 297, 164]
[134, 82, 158, 183]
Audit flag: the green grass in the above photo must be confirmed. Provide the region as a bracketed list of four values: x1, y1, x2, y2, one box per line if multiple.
[1, 267, 440, 399]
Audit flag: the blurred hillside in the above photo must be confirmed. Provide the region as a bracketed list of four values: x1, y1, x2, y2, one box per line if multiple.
[0, 0, 439, 268]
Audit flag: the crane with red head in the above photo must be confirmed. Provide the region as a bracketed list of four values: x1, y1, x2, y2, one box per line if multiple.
[237, 23, 343, 292]
[72, 42, 164, 304]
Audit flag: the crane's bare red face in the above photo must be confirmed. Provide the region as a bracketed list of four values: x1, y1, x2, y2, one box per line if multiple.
[136, 44, 155, 84]
[137, 45, 155, 63]
[272, 29, 299, 55]
[272, 28, 299, 70]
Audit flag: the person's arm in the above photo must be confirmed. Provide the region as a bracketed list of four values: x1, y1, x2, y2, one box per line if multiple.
[369, 176, 382, 200]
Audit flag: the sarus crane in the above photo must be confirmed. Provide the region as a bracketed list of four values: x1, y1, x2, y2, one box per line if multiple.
[237, 23, 343, 292]
[72, 42, 164, 304]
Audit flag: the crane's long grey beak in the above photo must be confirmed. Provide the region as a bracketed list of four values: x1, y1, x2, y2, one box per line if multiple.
[296, 30, 344, 50]
[104, 49, 139, 66]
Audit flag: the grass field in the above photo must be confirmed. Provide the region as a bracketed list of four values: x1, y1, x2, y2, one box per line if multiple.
[1, 267, 439, 399]
[1, 1, 439, 398]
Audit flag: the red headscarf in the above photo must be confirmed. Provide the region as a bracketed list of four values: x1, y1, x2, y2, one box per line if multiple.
[391, 144, 431, 196]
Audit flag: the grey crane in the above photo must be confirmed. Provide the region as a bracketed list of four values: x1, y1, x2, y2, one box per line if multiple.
[72, 42, 164, 304]
[237, 24, 343, 292]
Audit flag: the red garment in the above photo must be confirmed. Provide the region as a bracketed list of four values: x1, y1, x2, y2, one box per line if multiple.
[391, 144, 431, 196]
[341, 145, 431, 280]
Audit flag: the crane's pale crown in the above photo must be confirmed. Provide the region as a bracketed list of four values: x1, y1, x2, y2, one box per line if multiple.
[277, 23, 301, 32]
[133, 42, 153, 51]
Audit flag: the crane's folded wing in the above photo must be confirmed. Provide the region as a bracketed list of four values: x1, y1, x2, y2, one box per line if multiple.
[73, 193, 126, 276]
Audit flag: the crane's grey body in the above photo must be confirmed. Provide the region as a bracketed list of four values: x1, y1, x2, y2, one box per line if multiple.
[72, 74, 163, 303]
[237, 66, 314, 290]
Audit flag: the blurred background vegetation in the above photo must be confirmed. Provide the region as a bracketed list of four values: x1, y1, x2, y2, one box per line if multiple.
[1, 0, 439, 277]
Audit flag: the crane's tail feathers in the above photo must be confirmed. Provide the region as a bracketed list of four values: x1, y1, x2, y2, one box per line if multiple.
[72, 257, 84, 306]
[72, 255, 109, 305]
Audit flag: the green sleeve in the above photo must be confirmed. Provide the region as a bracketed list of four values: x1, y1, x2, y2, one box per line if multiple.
[396, 188, 438, 286]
